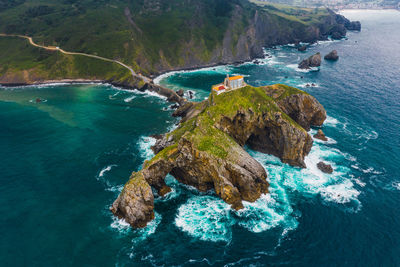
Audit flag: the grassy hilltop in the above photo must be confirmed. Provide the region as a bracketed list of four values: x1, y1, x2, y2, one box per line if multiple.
[0, 0, 348, 84]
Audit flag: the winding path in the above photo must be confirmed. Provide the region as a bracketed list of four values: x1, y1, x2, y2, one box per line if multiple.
[0, 33, 151, 83]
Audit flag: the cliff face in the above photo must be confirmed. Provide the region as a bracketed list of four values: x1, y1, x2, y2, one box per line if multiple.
[148, 4, 361, 74]
[0, 0, 361, 81]
[112, 84, 326, 228]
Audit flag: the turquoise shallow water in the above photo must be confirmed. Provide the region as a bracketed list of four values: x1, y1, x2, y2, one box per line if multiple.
[1, 10, 400, 266]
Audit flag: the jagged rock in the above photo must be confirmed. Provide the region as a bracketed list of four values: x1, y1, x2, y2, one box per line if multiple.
[110, 172, 154, 228]
[334, 13, 361, 31]
[264, 84, 326, 131]
[314, 129, 328, 141]
[151, 134, 175, 154]
[317, 161, 333, 174]
[176, 89, 184, 97]
[331, 31, 343, 40]
[298, 45, 307, 52]
[346, 21, 361, 31]
[113, 84, 327, 228]
[298, 53, 321, 69]
[324, 50, 339, 61]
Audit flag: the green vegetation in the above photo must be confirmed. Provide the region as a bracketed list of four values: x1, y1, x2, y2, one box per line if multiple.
[264, 83, 309, 101]
[144, 143, 179, 168]
[250, 0, 329, 25]
[0, 0, 336, 81]
[160, 85, 307, 160]
[0, 36, 132, 82]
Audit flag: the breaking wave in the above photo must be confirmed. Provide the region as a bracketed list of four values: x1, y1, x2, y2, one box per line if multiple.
[137, 136, 156, 163]
[173, 131, 361, 242]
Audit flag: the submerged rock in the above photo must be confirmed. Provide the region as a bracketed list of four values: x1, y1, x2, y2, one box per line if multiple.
[298, 53, 321, 69]
[112, 84, 327, 228]
[314, 129, 328, 141]
[298, 45, 307, 52]
[324, 50, 339, 61]
[317, 161, 333, 174]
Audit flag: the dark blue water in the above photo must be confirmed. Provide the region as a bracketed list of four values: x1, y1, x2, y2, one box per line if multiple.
[1, 10, 400, 266]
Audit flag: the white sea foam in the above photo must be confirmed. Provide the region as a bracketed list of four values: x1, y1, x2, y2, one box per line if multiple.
[110, 217, 131, 232]
[392, 182, 400, 191]
[137, 136, 156, 162]
[98, 164, 117, 177]
[111, 211, 161, 238]
[309, 129, 337, 144]
[251, 141, 361, 207]
[175, 141, 362, 242]
[175, 196, 234, 242]
[353, 178, 366, 187]
[123, 95, 136, 102]
[287, 64, 311, 73]
[324, 115, 340, 127]
[298, 83, 320, 89]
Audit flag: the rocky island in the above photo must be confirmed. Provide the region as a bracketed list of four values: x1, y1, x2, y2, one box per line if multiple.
[111, 84, 326, 228]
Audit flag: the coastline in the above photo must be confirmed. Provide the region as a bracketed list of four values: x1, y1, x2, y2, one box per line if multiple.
[0, 78, 187, 105]
[0, 79, 105, 88]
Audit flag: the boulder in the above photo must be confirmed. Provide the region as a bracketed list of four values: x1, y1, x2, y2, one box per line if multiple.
[314, 129, 328, 141]
[317, 161, 333, 174]
[298, 45, 307, 52]
[176, 89, 184, 97]
[324, 50, 339, 61]
[298, 52, 321, 69]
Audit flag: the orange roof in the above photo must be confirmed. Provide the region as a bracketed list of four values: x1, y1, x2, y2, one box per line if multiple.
[228, 75, 244, 81]
[213, 85, 225, 91]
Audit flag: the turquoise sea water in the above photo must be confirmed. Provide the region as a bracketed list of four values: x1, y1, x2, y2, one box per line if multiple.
[1, 10, 400, 266]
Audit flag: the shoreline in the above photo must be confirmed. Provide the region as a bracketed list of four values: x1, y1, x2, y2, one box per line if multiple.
[0, 79, 105, 88]
[0, 78, 187, 105]
[153, 38, 345, 85]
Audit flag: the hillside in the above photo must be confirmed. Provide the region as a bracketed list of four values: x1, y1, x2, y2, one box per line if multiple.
[0, 0, 360, 85]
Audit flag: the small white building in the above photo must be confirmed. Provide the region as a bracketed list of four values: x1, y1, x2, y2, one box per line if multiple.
[212, 75, 246, 94]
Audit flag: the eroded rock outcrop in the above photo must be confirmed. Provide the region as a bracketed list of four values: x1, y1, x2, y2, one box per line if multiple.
[324, 50, 339, 61]
[314, 129, 328, 141]
[317, 161, 333, 174]
[112, 84, 327, 228]
[111, 172, 154, 228]
[298, 52, 322, 69]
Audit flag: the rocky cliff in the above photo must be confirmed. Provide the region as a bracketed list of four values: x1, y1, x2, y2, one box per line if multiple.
[111, 84, 326, 228]
[0, 0, 361, 82]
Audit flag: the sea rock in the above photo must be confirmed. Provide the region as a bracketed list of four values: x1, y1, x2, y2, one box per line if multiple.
[176, 89, 184, 97]
[314, 129, 328, 141]
[298, 53, 321, 69]
[113, 84, 327, 228]
[324, 50, 339, 61]
[110, 172, 154, 228]
[317, 161, 333, 174]
[346, 21, 361, 31]
[298, 45, 307, 52]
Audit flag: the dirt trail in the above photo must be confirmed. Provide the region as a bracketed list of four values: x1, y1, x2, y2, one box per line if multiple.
[0, 33, 151, 83]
